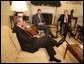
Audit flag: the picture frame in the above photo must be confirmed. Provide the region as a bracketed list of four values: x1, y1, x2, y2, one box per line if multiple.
[67, 1, 82, 5]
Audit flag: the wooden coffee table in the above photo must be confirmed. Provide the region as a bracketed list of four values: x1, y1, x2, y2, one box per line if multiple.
[63, 38, 83, 63]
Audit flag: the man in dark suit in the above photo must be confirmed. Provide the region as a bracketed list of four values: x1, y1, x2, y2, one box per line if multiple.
[70, 9, 74, 18]
[32, 9, 55, 38]
[13, 16, 65, 62]
[58, 9, 74, 37]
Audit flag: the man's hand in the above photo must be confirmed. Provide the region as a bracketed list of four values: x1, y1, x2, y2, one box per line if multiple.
[38, 23, 44, 25]
[33, 35, 40, 38]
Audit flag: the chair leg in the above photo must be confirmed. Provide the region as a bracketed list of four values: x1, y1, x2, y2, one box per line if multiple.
[63, 44, 68, 59]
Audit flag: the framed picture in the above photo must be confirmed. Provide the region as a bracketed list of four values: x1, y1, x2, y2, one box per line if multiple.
[67, 1, 82, 5]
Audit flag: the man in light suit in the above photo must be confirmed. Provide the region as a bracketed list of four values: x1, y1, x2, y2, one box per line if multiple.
[32, 9, 55, 38]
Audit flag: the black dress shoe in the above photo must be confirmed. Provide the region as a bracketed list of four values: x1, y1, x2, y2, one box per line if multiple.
[49, 57, 61, 62]
[51, 36, 55, 38]
[51, 35, 57, 39]
[54, 36, 58, 39]
[56, 37, 65, 47]
[71, 34, 75, 37]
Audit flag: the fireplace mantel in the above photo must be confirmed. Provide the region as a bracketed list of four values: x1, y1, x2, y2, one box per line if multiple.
[31, 5, 56, 25]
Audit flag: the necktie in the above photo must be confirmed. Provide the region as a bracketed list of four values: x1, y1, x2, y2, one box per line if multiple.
[23, 27, 34, 38]
[38, 15, 42, 23]
[64, 15, 68, 23]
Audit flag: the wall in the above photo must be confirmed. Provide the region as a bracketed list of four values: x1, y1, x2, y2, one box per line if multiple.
[57, 1, 83, 26]
[25, 1, 57, 24]
[1, 1, 11, 27]
[1, 1, 83, 26]
[26, 1, 83, 25]
[31, 5, 56, 24]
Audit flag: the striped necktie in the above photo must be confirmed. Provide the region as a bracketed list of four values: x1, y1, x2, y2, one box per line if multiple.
[64, 15, 68, 23]
[38, 15, 42, 23]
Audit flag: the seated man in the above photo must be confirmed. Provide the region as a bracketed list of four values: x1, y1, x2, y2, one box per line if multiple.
[58, 9, 74, 37]
[13, 16, 65, 62]
[32, 9, 55, 38]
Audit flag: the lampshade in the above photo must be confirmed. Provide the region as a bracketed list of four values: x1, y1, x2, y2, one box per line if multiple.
[10, 1, 28, 12]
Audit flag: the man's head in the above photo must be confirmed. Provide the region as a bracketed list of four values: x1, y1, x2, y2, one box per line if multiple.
[64, 9, 68, 15]
[37, 9, 42, 15]
[71, 9, 74, 14]
[14, 16, 25, 26]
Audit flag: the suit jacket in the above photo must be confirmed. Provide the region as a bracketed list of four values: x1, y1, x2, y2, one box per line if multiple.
[13, 25, 59, 57]
[13, 25, 58, 55]
[32, 14, 45, 26]
[58, 14, 71, 27]
[13, 25, 38, 53]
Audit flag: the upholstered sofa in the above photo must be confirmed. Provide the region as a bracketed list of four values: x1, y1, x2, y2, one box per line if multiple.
[1, 26, 49, 63]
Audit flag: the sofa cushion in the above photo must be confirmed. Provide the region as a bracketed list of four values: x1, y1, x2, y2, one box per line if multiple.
[1, 26, 18, 63]
[16, 48, 49, 63]
[9, 33, 21, 52]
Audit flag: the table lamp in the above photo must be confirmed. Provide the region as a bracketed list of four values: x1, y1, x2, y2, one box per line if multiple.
[10, 1, 28, 16]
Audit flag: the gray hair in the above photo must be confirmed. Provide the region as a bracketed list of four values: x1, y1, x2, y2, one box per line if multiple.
[14, 16, 22, 24]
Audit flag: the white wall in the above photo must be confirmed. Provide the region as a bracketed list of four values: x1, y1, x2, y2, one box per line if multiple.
[30, 5, 56, 24]
[1, 1, 83, 26]
[26, 1, 83, 25]
[57, 1, 83, 26]
[1, 1, 11, 27]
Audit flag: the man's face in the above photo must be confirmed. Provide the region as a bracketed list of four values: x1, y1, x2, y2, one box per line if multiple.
[37, 10, 42, 15]
[64, 10, 68, 15]
[18, 18, 25, 26]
